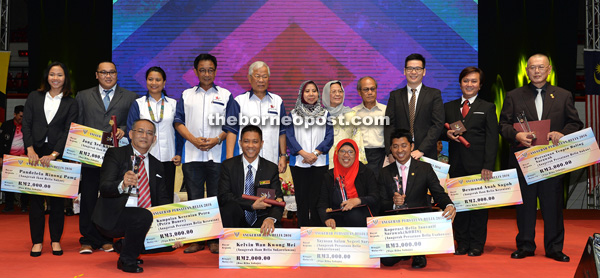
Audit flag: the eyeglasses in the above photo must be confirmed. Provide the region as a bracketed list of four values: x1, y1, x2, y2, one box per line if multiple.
[133, 129, 155, 136]
[97, 71, 117, 77]
[360, 87, 377, 93]
[405, 67, 424, 73]
[198, 68, 215, 75]
[528, 65, 549, 71]
[252, 74, 269, 80]
[338, 150, 355, 155]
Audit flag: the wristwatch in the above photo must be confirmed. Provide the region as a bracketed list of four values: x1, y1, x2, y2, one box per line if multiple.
[279, 153, 288, 159]
[312, 150, 320, 156]
[51, 153, 58, 158]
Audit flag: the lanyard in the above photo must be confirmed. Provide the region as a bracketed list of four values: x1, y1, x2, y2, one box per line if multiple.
[147, 96, 164, 123]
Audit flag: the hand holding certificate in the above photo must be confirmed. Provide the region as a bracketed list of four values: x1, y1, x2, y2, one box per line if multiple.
[446, 169, 522, 212]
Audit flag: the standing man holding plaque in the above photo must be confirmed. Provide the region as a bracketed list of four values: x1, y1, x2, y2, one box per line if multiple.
[499, 54, 583, 262]
[92, 119, 179, 273]
[384, 53, 444, 161]
[174, 54, 231, 254]
[218, 125, 283, 241]
[76, 61, 138, 254]
[443, 67, 498, 257]
[378, 129, 455, 269]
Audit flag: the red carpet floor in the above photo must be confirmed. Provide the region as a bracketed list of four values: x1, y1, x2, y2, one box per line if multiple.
[0, 208, 597, 278]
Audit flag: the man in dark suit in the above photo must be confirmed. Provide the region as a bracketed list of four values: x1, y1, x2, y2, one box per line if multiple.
[76, 61, 138, 254]
[499, 54, 583, 262]
[385, 53, 444, 161]
[443, 67, 498, 257]
[218, 125, 283, 245]
[92, 119, 178, 273]
[0, 105, 29, 212]
[379, 129, 455, 269]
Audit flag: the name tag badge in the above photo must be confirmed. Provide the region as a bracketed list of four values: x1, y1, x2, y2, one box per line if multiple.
[473, 112, 485, 114]
[259, 180, 270, 185]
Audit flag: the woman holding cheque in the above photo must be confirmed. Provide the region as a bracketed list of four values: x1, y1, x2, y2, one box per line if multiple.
[22, 62, 78, 256]
[317, 139, 379, 229]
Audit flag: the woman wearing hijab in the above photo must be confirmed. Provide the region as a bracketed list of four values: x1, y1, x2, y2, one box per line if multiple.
[317, 139, 379, 229]
[127, 67, 182, 202]
[321, 80, 367, 168]
[22, 61, 78, 256]
[286, 80, 333, 227]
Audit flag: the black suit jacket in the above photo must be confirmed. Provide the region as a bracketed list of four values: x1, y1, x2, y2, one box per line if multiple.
[21, 91, 78, 155]
[92, 145, 170, 231]
[317, 162, 379, 221]
[442, 97, 498, 177]
[0, 118, 17, 155]
[218, 155, 283, 221]
[76, 85, 137, 133]
[385, 84, 444, 159]
[499, 84, 583, 168]
[378, 158, 453, 213]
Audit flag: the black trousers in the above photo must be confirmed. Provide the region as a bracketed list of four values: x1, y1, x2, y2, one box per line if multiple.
[96, 207, 153, 265]
[4, 192, 29, 209]
[515, 171, 564, 255]
[220, 201, 282, 229]
[28, 144, 65, 244]
[327, 205, 371, 227]
[290, 165, 328, 227]
[364, 148, 385, 177]
[79, 166, 112, 248]
[454, 209, 488, 250]
[161, 161, 176, 203]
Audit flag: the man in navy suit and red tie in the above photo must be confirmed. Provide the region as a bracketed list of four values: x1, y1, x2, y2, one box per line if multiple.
[499, 54, 583, 262]
[92, 119, 181, 273]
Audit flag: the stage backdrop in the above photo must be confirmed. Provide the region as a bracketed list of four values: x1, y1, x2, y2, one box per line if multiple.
[112, 0, 478, 109]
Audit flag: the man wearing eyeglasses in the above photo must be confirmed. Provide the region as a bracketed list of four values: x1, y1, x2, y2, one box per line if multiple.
[384, 53, 444, 161]
[352, 76, 387, 177]
[76, 61, 138, 254]
[174, 53, 231, 254]
[223, 61, 287, 174]
[499, 54, 582, 263]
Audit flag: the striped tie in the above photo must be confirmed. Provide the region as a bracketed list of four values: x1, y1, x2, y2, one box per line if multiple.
[137, 155, 151, 208]
[244, 165, 257, 226]
[409, 88, 417, 137]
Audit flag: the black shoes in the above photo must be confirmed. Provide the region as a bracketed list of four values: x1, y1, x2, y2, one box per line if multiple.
[454, 247, 468, 255]
[411, 256, 427, 268]
[545, 252, 570, 262]
[51, 242, 63, 256]
[117, 259, 143, 273]
[511, 249, 535, 259]
[30, 244, 42, 257]
[468, 248, 483, 256]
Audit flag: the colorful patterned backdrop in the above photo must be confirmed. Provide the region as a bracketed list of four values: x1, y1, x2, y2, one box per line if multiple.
[113, 0, 478, 110]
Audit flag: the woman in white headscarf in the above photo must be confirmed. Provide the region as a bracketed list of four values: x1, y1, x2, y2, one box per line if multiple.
[286, 80, 333, 227]
[321, 80, 366, 169]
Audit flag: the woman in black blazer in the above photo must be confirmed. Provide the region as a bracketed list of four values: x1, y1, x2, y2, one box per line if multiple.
[317, 139, 379, 229]
[22, 61, 78, 257]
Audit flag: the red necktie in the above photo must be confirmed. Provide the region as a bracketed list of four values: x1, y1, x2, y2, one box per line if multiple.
[137, 155, 151, 208]
[461, 100, 470, 118]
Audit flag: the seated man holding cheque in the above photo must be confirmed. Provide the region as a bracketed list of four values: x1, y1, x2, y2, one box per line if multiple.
[218, 125, 284, 243]
[378, 129, 456, 269]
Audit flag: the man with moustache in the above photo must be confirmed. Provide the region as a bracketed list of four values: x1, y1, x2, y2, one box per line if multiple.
[76, 61, 138, 254]
[174, 53, 231, 253]
[385, 53, 444, 161]
[352, 76, 387, 177]
[443, 67, 498, 257]
[499, 54, 582, 262]
[378, 129, 455, 269]
[218, 125, 283, 239]
[223, 61, 287, 173]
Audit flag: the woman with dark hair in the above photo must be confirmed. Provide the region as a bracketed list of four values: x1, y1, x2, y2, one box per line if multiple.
[127, 66, 182, 201]
[317, 139, 379, 229]
[22, 61, 78, 256]
[286, 80, 333, 227]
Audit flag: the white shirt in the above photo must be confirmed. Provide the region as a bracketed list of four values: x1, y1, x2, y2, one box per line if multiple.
[99, 85, 117, 102]
[352, 101, 386, 148]
[242, 155, 259, 183]
[44, 92, 63, 142]
[407, 83, 423, 109]
[460, 95, 478, 114]
[118, 146, 150, 195]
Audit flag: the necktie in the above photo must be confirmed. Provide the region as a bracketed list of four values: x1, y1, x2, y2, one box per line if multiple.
[535, 89, 543, 120]
[409, 88, 417, 137]
[400, 165, 408, 195]
[244, 165, 257, 226]
[461, 100, 470, 118]
[137, 155, 151, 208]
[103, 89, 113, 110]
